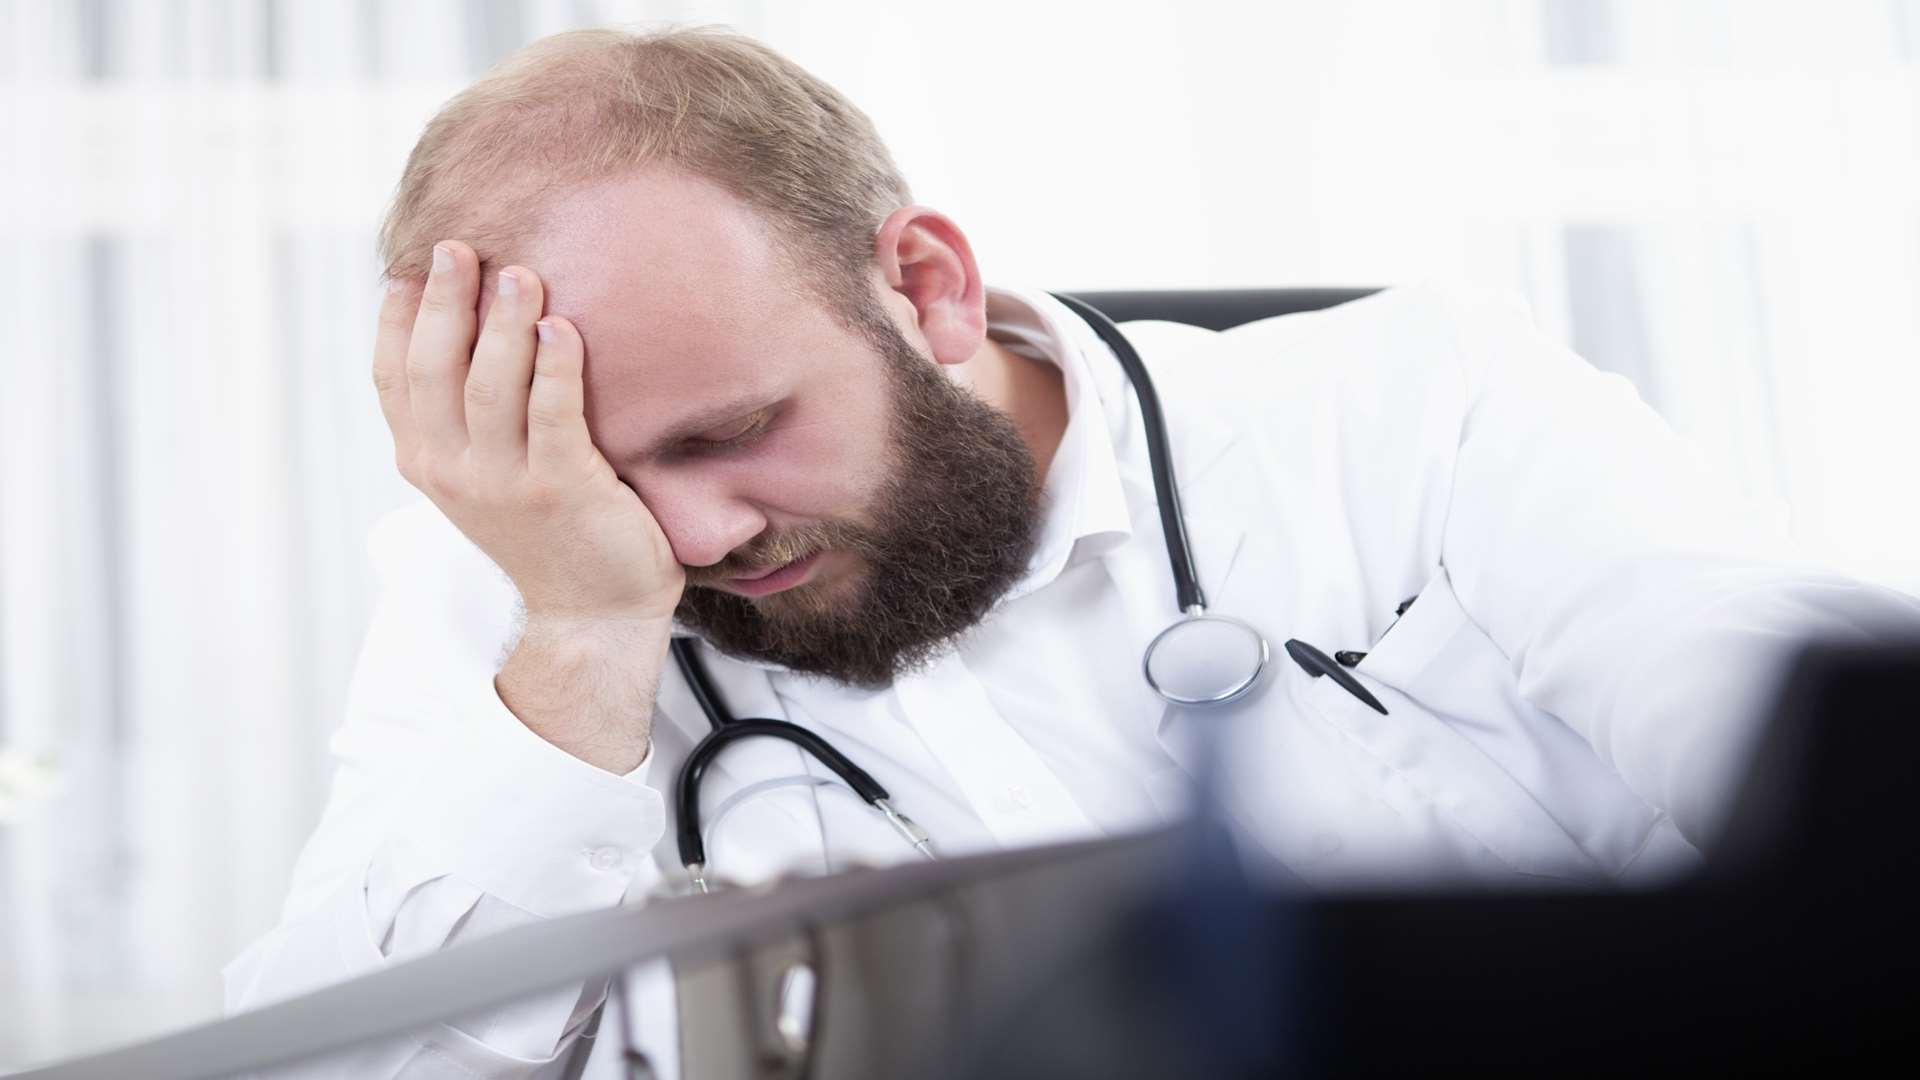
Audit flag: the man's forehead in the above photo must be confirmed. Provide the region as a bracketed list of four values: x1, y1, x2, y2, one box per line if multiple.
[525, 167, 790, 347]
[507, 166, 861, 448]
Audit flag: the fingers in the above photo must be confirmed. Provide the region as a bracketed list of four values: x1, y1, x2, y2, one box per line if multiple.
[405, 241, 479, 461]
[372, 275, 425, 468]
[381, 241, 596, 495]
[467, 265, 543, 471]
[525, 315, 597, 482]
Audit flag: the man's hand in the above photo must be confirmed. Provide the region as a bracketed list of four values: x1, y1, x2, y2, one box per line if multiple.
[373, 240, 680, 772]
[375, 240, 684, 622]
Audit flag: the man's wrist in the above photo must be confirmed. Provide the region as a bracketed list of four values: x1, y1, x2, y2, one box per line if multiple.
[495, 612, 673, 774]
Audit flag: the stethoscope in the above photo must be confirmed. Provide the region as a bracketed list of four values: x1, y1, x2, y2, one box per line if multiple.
[669, 293, 1386, 892]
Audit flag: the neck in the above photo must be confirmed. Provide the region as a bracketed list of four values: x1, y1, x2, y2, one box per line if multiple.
[963, 336, 1069, 488]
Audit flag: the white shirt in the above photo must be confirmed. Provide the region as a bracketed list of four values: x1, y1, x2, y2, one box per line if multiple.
[224, 282, 1920, 1078]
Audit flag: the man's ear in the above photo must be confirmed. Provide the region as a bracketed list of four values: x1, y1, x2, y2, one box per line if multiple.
[871, 205, 987, 366]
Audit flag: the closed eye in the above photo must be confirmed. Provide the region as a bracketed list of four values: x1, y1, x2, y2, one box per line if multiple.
[684, 409, 773, 454]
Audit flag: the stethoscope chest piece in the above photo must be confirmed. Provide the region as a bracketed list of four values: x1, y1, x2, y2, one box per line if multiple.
[1142, 610, 1270, 706]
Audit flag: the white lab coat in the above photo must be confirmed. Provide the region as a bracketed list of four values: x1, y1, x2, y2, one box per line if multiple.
[225, 281, 1920, 1077]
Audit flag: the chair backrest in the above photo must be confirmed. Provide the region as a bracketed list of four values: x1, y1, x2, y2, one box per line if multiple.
[1060, 287, 1381, 332]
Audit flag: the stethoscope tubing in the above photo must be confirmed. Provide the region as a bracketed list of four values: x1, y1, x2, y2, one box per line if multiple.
[1046, 292, 1207, 614]
[669, 637, 895, 878]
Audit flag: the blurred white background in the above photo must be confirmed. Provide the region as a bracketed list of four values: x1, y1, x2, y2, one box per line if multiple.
[2, 0, 1917, 1068]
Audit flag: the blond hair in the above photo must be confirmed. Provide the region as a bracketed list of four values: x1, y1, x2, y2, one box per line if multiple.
[376, 24, 913, 328]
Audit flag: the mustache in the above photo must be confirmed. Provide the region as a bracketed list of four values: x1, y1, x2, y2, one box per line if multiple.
[681, 522, 858, 588]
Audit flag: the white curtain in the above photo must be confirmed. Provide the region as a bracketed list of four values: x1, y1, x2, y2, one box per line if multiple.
[3, 0, 1916, 1068]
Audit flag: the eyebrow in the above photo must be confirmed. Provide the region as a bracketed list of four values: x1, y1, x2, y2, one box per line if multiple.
[626, 391, 774, 463]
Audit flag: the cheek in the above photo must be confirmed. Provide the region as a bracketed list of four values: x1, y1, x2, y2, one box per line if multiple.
[750, 410, 890, 521]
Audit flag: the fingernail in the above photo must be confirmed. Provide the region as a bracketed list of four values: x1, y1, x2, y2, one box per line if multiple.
[432, 244, 452, 274]
[536, 320, 555, 344]
[497, 270, 518, 298]
[384, 276, 404, 295]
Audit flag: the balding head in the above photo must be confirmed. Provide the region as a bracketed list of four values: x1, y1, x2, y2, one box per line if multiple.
[377, 25, 912, 333]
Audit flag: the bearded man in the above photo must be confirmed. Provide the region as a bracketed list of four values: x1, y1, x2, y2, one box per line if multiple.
[224, 23, 1920, 1080]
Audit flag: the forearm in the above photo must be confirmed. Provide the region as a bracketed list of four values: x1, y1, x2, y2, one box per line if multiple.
[496, 612, 673, 774]
[229, 489, 680, 1072]
[1521, 557, 1920, 846]
[1427, 283, 1920, 844]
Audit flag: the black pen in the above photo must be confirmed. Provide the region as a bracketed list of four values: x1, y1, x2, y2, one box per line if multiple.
[1284, 638, 1390, 715]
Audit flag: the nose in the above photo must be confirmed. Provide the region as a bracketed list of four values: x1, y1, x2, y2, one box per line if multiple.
[631, 467, 767, 569]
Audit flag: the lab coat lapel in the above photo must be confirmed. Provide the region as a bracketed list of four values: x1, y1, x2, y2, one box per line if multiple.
[1101, 414, 1255, 783]
[1143, 514, 1258, 780]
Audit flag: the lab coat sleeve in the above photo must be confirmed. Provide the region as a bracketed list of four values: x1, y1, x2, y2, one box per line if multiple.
[221, 501, 671, 1077]
[1429, 284, 1920, 851]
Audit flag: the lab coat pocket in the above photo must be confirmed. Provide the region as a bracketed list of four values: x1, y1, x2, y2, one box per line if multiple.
[1303, 565, 1668, 883]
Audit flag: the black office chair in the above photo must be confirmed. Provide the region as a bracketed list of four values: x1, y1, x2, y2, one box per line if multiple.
[1061, 287, 1382, 332]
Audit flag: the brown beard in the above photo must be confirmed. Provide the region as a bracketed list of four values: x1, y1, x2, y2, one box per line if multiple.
[670, 298, 1044, 689]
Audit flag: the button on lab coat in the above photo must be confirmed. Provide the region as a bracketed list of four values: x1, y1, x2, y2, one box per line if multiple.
[224, 282, 1920, 1078]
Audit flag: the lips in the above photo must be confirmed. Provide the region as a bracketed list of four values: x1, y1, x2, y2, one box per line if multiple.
[727, 560, 791, 582]
[723, 552, 823, 597]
